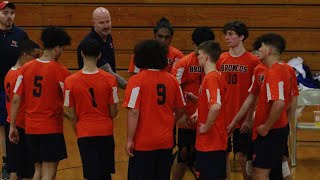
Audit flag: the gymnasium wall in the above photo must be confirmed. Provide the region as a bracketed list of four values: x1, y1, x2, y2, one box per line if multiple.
[13, 0, 320, 73]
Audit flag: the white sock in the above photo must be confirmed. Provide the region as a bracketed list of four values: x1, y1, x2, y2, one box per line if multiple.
[282, 161, 291, 178]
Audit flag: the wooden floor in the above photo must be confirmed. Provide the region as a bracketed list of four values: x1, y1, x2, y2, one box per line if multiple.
[58, 94, 320, 180]
[2, 72, 320, 179]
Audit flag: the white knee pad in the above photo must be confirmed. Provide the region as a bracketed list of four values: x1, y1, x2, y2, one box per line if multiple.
[246, 160, 252, 176]
[282, 161, 291, 178]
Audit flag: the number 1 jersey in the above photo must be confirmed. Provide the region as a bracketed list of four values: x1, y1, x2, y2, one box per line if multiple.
[14, 59, 70, 134]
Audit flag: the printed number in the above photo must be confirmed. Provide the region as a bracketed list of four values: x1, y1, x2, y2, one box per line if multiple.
[89, 88, 97, 107]
[33, 76, 43, 97]
[6, 83, 10, 102]
[157, 84, 166, 105]
[228, 74, 237, 84]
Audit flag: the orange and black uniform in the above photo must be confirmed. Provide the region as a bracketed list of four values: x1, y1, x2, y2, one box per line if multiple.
[195, 71, 228, 179]
[252, 63, 292, 169]
[216, 51, 260, 153]
[64, 70, 118, 179]
[123, 69, 185, 180]
[128, 46, 183, 74]
[171, 52, 203, 164]
[14, 59, 70, 162]
[4, 67, 34, 178]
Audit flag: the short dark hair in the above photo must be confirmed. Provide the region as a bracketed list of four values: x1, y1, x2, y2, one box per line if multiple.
[153, 17, 174, 36]
[80, 39, 102, 58]
[253, 33, 286, 54]
[197, 40, 221, 63]
[192, 27, 215, 46]
[18, 39, 40, 57]
[41, 26, 71, 49]
[134, 39, 168, 70]
[223, 20, 249, 41]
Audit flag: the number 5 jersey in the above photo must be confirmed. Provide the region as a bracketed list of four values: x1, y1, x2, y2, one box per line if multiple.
[14, 59, 70, 134]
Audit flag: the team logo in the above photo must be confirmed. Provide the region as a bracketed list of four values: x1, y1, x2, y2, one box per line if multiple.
[11, 40, 18, 47]
[199, 87, 203, 95]
[167, 58, 174, 66]
[258, 74, 265, 83]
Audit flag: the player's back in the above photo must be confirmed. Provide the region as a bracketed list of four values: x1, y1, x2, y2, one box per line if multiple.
[4, 67, 25, 128]
[15, 59, 70, 134]
[124, 69, 185, 150]
[64, 70, 118, 138]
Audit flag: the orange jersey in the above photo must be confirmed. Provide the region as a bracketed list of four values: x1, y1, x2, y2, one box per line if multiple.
[195, 71, 227, 152]
[14, 59, 70, 134]
[249, 62, 299, 98]
[64, 70, 119, 138]
[252, 63, 292, 140]
[123, 70, 186, 151]
[248, 63, 268, 96]
[216, 51, 260, 127]
[171, 52, 204, 129]
[128, 46, 184, 74]
[283, 63, 299, 97]
[4, 67, 25, 128]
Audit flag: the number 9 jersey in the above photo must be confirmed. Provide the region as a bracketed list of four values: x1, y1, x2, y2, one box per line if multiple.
[216, 51, 260, 128]
[14, 59, 70, 134]
[123, 69, 186, 151]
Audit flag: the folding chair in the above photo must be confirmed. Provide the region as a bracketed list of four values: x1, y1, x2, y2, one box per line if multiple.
[291, 89, 320, 166]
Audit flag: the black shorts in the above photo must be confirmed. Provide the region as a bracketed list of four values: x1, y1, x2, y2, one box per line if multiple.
[227, 128, 249, 154]
[5, 123, 34, 178]
[247, 132, 254, 161]
[252, 126, 289, 169]
[27, 133, 68, 163]
[78, 136, 115, 179]
[196, 150, 227, 180]
[128, 149, 172, 180]
[177, 128, 196, 165]
[0, 90, 7, 126]
[269, 125, 290, 180]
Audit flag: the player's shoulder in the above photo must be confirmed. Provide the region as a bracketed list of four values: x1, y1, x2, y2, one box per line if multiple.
[243, 51, 260, 63]
[65, 71, 81, 82]
[169, 46, 183, 57]
[174, 52, 195, 66]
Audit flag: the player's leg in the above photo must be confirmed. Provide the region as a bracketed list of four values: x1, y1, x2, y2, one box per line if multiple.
[172, 128, 196, 180]
[40, 134, 67, 180]
[226, 137, 232, 180]
[0, 90, 8, 179]
[128, 150, 156, 180]
[33, 163, 42, 180]
[233, 129, 250, 180]
[196, 150, 227, 180]
[4, 122, 18, 180]
[156, 149, 172, 180]
[16, 126, 34, 180]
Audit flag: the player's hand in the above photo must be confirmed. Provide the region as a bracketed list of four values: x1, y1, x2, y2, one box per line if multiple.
[227, 121, 236, 135]
[240, 120, 251, 133]
[199, 123, 210, 134]
[185, 92, 198, 103]
[257, 124, 269, 137]
[189, 111, 198, 124]
[9, 126, 19, 144]
[126, 141, 135, 157]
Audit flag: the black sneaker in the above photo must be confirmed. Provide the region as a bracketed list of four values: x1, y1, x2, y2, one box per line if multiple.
[1, 163, 9, 180]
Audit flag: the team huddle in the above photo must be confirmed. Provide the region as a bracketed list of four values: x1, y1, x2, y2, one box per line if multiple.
[0, 1, 298, 180]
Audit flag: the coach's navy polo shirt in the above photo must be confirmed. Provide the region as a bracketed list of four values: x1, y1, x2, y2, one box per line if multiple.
[77, 28, 116, 72]
[0, 25, 29, 90]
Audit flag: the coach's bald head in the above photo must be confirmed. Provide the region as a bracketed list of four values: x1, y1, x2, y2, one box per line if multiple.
[92, 7, 111, 38]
